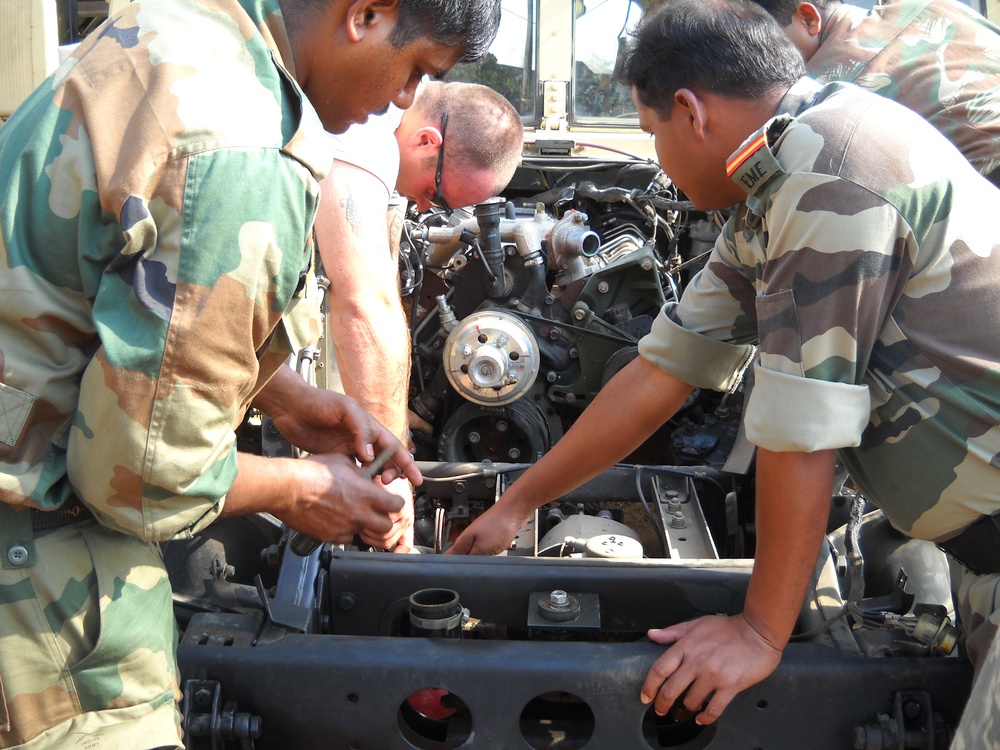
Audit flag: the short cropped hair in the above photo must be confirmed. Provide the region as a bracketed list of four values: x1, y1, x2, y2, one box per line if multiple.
[417, 80, 523, 194]
[619, 0, 806, 117]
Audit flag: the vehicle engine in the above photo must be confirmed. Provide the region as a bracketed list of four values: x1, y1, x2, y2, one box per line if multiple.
[168, 161, 973, 749]
[403, 161, 731, 471]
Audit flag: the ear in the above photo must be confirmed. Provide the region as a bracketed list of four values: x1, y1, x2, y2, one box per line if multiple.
[346, 0, 400, 42]
[409, 124, 444, 150]
[794, 2, 823, 36]
[674, 88, 709, 141]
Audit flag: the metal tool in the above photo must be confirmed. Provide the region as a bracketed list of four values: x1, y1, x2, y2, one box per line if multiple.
[286, 444, 400, 556]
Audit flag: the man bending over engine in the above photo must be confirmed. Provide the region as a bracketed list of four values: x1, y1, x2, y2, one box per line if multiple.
[447, 0, 1000, 727]
[0, 0, 501, 745]
[315, 80, 522, 550]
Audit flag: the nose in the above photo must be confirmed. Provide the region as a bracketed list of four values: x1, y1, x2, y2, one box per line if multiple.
[414, 197, 431, 212]
[392, 81, 419, 111]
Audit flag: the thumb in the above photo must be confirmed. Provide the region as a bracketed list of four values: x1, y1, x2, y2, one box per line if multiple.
[647, 621, 696, 645]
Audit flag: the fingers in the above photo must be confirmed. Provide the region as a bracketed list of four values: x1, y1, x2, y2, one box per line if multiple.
[359, 526, 401, 550]
[365, 434, 423, 487]
[330, 531, 356, 546]
[322, 391, 378, 461]
[386, 442, 423, 486]
[640, 615, 783, 727]
[387, 532, 414, 553]
[358, 494, 412, 551]
[640, 644, 684, 709]
[329, 475, 404, 538]
[395, 524, 415, 553]
[320, 394, 423, 485]
[694, 688, 735, 726]
[643, 651, 719, 724]
[640, 622, 712, 720]
[408, 409, 433, 435]
[365, 483, 405, 515]
[445, 530, 473, 555]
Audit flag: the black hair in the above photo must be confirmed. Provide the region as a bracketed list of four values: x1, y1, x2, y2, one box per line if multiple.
[619, 0, 806, 116]
[281, 0, 500, 63]
[391, 0, 501, 62]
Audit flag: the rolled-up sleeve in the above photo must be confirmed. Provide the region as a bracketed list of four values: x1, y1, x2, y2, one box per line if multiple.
[745, 362, 870, 451]
[639, 303, 755, 392]
[639, 163, 915, 456]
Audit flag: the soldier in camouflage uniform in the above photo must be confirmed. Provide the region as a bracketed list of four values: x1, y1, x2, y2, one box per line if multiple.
[448, 0, 1000, 728]
[755, 0, 1000, 671]
[0, 0, 500, 747]
[951, 628, 1000, 749]
[753, 0, 1000, 184]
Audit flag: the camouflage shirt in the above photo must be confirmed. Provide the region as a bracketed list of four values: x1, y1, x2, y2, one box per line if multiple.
[808, 0, 1000, 180]
[639, 78, 1000, 541]
[0, 0, 332, 540]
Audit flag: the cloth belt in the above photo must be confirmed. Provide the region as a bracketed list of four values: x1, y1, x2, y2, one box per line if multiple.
[30, 501, 93, 530]
[938, 513, 1000, 576]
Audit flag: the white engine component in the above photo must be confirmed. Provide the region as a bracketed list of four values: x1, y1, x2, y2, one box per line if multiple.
[443, 310, 540, 406]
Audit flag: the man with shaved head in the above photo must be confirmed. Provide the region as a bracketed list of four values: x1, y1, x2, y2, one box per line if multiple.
[317, 79, 523, 550]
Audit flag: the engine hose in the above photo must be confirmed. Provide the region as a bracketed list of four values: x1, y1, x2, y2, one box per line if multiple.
[518, 257, 548, 313]
[845, 491, 867, 615]
[475, 200, 506, 298]
[576, 181, 633, 204]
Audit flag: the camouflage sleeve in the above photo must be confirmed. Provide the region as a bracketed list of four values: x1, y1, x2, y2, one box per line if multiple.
[638, 221, 756, 391]
[642, 167, 916, 453]
[809, 0, 1000, 177]
[66, 148, 318, 542]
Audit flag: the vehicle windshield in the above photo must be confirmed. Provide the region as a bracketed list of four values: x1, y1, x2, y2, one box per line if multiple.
[445, 0, 538, 121]
[572, 0, 642, 123]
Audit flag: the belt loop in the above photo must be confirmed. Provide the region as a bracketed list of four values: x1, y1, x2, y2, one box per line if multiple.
[0, 503, 35, 569]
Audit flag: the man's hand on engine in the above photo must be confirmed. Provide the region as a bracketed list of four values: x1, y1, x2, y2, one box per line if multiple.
[359, 477, 415, 551]
[276, 453, 408, 545]
[256, 366, 422, 486]
[445, 500, 532, 555]
[640, 613, 783, 726]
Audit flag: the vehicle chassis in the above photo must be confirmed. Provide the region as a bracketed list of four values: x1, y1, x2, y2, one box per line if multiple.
[173, 464, 972, 750]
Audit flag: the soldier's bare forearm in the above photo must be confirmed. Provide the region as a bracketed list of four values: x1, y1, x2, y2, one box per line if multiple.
[331, 309, 410, 441]
[743, 447, 837, 649]
[317, 162, 411, 443]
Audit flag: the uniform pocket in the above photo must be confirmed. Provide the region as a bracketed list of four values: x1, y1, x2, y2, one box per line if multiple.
[69, 523, 178, 714]
[0, 528, 91, 746]
[755, 289, 805, 376]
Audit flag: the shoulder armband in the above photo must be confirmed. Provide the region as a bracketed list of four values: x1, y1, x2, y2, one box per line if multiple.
[726, 115, 790, 197]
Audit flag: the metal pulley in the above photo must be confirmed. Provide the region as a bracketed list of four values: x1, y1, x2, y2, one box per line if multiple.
[443, 310, 540, 405]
